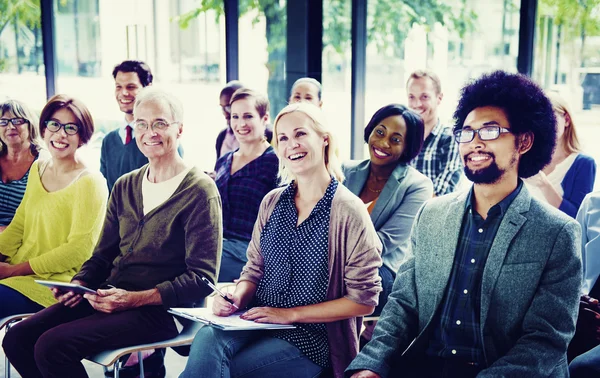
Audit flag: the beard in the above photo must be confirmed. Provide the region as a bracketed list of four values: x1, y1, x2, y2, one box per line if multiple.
[464, 161, 503, 184]
[463, 151, 518, 184]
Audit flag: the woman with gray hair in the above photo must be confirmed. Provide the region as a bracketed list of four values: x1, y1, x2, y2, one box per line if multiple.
[0, 99, 44, 230]
[181, 102, 382, 378]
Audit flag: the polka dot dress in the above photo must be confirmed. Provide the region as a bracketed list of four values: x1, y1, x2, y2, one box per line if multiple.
[254, 178, 338, 368]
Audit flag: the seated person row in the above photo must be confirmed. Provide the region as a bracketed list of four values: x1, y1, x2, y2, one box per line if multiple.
[0, 95, 107, 318]
[347, 71, 582, 377]
[0, 99, 45, 231]
[216, 88, 279, 282]
[181, 102, 383, 378]
[525, 91, 596, 218]
[343, 104, 432, 333]
[2, 87, 222, 378]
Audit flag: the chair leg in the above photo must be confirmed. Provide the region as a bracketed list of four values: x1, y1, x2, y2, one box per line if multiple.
[4, 319, 19, 378]
[114, 360, 120, 378]
[138, 351, 144, 378]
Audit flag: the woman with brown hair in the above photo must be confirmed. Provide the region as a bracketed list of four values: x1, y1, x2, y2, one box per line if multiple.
[215, 88, 279, 282]
[0, 94, 107, 318]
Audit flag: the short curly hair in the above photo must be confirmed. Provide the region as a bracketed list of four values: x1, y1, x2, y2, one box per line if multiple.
[453, 70, 556, 178]
[363, 104, 424, 164]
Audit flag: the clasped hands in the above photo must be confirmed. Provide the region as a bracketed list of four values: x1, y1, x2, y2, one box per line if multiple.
[212, 292, 296, 324]
[52, 279, 137, 313]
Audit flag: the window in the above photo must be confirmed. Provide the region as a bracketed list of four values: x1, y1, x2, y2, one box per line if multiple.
[364, 0, 520, 136]
[238, 0, 287, 117]
[322, 0, 352, 161]
[0, 0, 46, 110]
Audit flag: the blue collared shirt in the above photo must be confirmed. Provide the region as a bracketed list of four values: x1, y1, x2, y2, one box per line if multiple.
[426, 180, 523, 363]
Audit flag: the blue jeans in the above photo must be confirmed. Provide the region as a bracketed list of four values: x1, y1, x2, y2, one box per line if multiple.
[570, 344, 600, 377]
[372, 265, 395, 317]
[0, 284, 44, 318]
[218, 238, 250, 282]
[180, 326, 323, 378]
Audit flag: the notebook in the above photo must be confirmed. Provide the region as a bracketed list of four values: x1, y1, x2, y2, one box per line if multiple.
[168, 307, 296, 331]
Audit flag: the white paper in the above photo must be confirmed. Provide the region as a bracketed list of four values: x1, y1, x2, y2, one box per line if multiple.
[169, 307, 296, 331]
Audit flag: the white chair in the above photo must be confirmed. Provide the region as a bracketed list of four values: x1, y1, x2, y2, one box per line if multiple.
[85, 318, 204, 378]
[1, 313, 34, 378]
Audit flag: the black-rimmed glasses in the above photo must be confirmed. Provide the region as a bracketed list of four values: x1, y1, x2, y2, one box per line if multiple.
[0, 118, 28, 127]
[134, 120, 180, 132]
[454, 126, 512, 143]
[45, 120, 79, 135]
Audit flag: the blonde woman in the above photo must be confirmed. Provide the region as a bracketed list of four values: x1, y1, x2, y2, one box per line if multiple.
[181, 103, 382, 378]
[0, 99, 44, 231]
[525, 91, 596, 217]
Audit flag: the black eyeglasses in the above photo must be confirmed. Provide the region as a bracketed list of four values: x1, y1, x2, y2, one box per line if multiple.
[0, 118, 28, 127]
[454, 126, 512, 143]
[134, 120, 180, 131]
[45, 120, 79, 135]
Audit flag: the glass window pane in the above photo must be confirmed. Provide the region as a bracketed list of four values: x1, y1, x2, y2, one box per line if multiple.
[365, 0, 521, 139]
[53, 0, 226, 171]
[534, 1, 600, 189]
[238, 0, 287, 117]
[322, 0, 352, 161]
[0, 0, 46, 109]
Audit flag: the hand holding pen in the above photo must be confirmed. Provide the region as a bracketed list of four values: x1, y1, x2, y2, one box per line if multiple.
[201, 277, 240, 315]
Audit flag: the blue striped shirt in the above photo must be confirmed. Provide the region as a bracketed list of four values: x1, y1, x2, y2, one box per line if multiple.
[426, 180, 522, 364]
[0, 158, 37, 226]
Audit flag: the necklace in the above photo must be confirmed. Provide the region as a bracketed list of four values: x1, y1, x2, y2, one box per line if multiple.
[367, 185, 382, 193]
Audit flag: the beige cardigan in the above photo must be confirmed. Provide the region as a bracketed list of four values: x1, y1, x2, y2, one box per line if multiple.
[240, 184, 383, 377]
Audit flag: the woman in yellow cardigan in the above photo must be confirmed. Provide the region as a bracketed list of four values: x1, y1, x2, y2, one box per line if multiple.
[0, 94, 108, 317]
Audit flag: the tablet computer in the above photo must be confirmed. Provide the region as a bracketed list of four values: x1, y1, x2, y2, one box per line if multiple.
[35, 280, 97, 295]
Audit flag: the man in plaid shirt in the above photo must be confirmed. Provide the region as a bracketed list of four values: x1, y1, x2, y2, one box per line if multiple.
[407, 70, 462, 196]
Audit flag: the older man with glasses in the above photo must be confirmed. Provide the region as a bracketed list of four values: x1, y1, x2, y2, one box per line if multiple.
[347, 71, 582, 378]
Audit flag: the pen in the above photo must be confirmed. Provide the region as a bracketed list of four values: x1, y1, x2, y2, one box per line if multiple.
[201, 277, 239, 309]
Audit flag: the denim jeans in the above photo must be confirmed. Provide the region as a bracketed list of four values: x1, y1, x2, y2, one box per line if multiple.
[218, 238, 250, 282]
[570, 344, 600, 377]
[372, 264, 395, 317]
[0, 284, 44, 318]
[180, 326, 323, 378]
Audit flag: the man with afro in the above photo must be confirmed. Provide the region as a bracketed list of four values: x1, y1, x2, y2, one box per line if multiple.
[346, 70, 582, 378]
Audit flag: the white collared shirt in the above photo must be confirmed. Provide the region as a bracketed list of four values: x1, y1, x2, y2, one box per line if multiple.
[117, 119, 136, 144]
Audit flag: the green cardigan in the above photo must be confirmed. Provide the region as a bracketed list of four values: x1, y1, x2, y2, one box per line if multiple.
[74, 165, 222, 308]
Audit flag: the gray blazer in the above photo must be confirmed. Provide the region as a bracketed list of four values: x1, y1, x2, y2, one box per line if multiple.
[342, 160, 433, 273]
[346, 186, 582, 378]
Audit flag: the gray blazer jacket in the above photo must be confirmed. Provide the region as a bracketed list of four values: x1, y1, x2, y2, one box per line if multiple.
[346, 185, 582, 377]
[342, 160, 433, 273]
